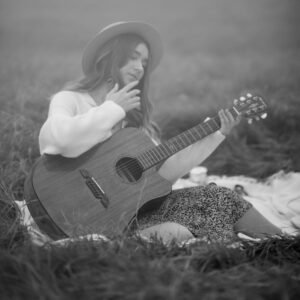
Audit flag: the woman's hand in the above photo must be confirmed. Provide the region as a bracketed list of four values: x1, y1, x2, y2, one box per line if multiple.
[105, 81, 141, 112]
[218, 109, 241, 136]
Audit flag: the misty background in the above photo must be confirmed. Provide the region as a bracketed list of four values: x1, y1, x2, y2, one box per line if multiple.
[0, 0, 299, 180]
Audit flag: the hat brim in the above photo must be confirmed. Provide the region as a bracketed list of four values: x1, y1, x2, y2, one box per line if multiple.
[82, 21, 163, 76]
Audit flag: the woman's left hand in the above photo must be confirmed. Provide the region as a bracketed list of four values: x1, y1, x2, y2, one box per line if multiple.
[218, 109, 241, 136]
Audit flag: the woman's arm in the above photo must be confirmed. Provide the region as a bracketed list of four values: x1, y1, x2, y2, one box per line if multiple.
[158, 131, 225, 183]
[39, 91, 126, 157]
[158, 109, 240, 183]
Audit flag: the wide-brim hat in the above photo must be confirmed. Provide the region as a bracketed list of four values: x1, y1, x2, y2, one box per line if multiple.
[82, 21, 163, 76]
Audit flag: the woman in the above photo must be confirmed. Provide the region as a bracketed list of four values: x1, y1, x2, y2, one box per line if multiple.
[38, 21, 281, 244]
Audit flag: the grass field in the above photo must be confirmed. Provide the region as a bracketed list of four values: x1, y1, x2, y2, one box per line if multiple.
[1, 0, 300, 298]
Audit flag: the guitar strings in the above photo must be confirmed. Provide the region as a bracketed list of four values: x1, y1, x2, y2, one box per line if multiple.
[115, 120, 218, 177]
[116, 99, 264, 178]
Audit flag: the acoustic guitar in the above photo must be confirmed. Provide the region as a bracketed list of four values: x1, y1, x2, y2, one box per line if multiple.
[24, 93, 267, 239]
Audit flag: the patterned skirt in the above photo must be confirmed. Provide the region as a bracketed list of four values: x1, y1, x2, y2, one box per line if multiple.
[132, 184, 252, 243]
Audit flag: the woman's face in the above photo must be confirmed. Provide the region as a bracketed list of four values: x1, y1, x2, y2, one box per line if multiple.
[119, 42, 149, 86]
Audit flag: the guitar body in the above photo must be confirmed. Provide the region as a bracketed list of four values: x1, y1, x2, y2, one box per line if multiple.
[26, 127, 172, 238]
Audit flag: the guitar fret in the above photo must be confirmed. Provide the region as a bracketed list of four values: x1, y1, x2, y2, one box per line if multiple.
[167, 140, 178, 154]
[211, 117, 220, 130]
[186, 129, 197, 143]
[147, 150, 158, 162]
[178, 133, 188, 146]
[178, 134, 188, 147]
[177, 137, 185, 149]
[199, 124, 207, 138]
[137, 154, 146, 167]
[200, 125, 208, 136]
[172, 140, 179, 153]
[205, 121, 214, 133]
[192, 126, 203, 139]
[174, 137, 183, 149]
[168, 141, 177, 154]
[156, 145, 167, 159]
[209, 120, 217, 131]
[148, 149, 157, 161]
[202, 123, 211, 135]
[181, 132, 191, 145]
[142, 152, 150, 163]
[144, 151, 156, 165]
[161, 143, 173, 156]
[191, 129, 199, 142]
[138, 153, 151, 169]
[150, 148, 162, 161]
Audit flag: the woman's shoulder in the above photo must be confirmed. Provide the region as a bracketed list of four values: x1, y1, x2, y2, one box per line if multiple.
[50, 90, 90, 107]
[49, 90, 94, 115]
[48, 90, 86, 115]
[51, 90, 82, 102]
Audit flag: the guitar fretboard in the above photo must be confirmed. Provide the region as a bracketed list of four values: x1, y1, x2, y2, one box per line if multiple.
[137, 107, 238, 170]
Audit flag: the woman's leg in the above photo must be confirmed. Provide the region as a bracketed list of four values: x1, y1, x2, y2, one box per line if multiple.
[135, 184, 252, 243]
[233, 206, 282, 238]
[138, 222, 194, 244]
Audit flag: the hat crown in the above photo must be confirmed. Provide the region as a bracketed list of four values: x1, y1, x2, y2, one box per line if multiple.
[82, 21, 163, 76]
[101, 22, 128, 32]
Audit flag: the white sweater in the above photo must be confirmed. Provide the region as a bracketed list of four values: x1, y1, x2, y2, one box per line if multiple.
[39, 91, 225, 183]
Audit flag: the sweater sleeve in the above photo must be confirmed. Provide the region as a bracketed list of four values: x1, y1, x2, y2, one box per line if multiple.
[158, 131, 225, 183]
[39, 91, 126, 157]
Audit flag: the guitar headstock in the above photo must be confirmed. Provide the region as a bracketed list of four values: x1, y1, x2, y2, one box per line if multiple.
[233, 93, 267, 123]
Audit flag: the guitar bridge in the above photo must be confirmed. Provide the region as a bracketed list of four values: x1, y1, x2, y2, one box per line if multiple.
[79, 169, 109, 209]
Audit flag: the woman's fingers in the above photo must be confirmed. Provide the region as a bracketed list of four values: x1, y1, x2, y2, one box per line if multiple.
[128, 96, 141, 110]
[127, 89, 141, 97]
[219, 109, 240, 136]
[108, 83, 140, 100]
[107, 83, 119, 97]
[218, 109, 227, 123]
[225, 109, 235, 122]
[105, 81, 141, 112]
[133, 96, 141, 105]
[121, 80, 139, 92]
[219, 109, 236, 123]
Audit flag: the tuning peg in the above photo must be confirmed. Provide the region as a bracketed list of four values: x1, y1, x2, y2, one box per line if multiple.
[233, 99, 239, 105]
[261, 113, 267, 119]
[247, 118, 253, 124]
[255, 116, 260, 121]
[240, 96, 246, 101]
[246, 93, 252, 98]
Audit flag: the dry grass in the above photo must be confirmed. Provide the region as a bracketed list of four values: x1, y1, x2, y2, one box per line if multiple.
[1, 201, 300, 299]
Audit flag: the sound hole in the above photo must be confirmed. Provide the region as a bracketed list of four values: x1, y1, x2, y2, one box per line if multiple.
[115, 157, 143, 183]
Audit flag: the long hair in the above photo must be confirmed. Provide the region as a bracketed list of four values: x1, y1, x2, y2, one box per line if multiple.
[64, 34, 160, 141]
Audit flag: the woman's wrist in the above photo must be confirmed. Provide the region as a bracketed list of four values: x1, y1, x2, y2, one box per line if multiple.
[217, 129, 227, 138]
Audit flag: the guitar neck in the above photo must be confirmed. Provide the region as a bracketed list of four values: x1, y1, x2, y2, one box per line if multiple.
[137, 107, 238, 170]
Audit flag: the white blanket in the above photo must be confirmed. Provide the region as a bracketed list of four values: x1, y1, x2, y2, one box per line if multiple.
[173, 170, 300, 236]
[17, 170, 300, 245]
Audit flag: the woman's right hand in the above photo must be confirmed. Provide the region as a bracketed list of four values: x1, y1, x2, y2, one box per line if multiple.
[105, 81, 141, 112]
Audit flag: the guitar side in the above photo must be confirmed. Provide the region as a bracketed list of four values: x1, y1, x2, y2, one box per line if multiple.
[29, 127, 172, 238]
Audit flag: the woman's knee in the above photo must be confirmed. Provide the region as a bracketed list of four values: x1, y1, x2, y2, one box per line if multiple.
[138, 222, 194, 244]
